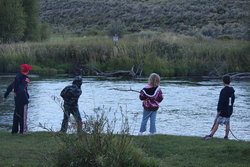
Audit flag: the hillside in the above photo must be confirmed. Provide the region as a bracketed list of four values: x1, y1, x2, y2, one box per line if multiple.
[39, 0, 250, 39]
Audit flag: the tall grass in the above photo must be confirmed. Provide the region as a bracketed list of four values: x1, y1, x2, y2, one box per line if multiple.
[53, 107, 160, 167]
[0, 32, 249, 76]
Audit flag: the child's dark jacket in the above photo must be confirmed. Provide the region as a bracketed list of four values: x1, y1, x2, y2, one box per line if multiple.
[217, 86, 235, 118]
[139, 85, 163, 111]
[60, 83, 82, 107]
[4, 72, 30, 105]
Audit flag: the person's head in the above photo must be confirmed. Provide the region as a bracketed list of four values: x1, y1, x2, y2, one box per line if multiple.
[72, 76, 82, 88]
[20, 64, 32, 74]
[148, 73, 160, 87]
[222, 75, 231, 85]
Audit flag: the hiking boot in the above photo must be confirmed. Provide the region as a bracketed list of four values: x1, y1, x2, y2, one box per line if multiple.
[224, 136, 229, 140]
[203, 135, 213, 140]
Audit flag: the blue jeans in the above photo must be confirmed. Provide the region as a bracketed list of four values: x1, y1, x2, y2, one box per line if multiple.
[139, 109, 157, 133]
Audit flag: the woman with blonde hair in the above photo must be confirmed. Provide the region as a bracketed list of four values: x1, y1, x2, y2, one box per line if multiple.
[138, 73, 163, 135]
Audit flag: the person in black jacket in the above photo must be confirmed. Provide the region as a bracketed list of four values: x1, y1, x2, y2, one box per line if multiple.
[3, 64, 32, 134]
[60, 76, 83, 133]
[204, 75, 235, 140]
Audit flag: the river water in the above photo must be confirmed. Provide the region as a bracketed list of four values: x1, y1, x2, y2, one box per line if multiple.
[0, 75, 249, 141]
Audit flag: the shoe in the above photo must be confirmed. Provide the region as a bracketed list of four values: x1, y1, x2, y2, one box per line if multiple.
[20, 132, 29, 135]
[138, 132, 143, 136]
[224, 136, 228, 140]
[203, 135, 213, 140]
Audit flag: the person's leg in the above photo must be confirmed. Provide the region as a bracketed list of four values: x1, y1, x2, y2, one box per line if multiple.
[225, 123, 230, 138]
[71, 107, 82, 133]
[11, 108, 19, 134]
[23, 104, 28, 133]
[139, 110, 151, 133]
[149, 111, 157, 134]
[60, 106, 70, 133]
[210, 123, 219, 137]
[19, 104, 28, 134]
[18, 104, 24, 134]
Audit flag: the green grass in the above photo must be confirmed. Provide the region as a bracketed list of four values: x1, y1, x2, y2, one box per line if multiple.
[0, 131, 58, 167]
[0, 131, 249, 167]
[134, 135, 250, 167]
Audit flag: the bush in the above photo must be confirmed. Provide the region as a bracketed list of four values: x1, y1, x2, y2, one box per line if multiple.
[55, 108, 160, 167]
[0, 0, 26, 43]
[107, 20, 126, 37]
[40, 23, 52, 41]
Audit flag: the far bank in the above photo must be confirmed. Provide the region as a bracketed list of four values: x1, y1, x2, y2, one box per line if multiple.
[0, 32, 249, 77]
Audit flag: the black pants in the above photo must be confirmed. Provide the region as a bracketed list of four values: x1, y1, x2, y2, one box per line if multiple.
[12, 103, 28, 134]
[60, 105, 82, 133]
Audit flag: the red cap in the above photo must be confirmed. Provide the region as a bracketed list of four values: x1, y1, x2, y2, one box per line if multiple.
[20, 64, 32, 73]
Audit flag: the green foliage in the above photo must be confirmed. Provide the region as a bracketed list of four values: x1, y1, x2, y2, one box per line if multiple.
[107, 20, 126, 37]
[39, 0, 250, 40]
[134, 135, 250, 167]
[0, 33, 249, 76]
[22, 0, 41, 41]
[142, 53, 174, 76]
[56, 108, 159, 167]
[0, 0, 26, 43]
[86, 29, 107, 36]
[31, 65, 58, 75]
[105, 56, 134, 71]
[0, 130, 250, 167]
[0, 0, 51, 43]
[40, 23, 52, 40]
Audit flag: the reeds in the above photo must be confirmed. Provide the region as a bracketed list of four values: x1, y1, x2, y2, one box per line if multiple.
[0, 32, 249, 76]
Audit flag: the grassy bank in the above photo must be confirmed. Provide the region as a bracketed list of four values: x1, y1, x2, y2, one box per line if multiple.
[0, 32, 249, 76]
[0, 131, 249, 167]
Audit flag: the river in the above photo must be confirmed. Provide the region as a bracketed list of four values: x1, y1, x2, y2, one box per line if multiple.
[0, 75, 249, 141]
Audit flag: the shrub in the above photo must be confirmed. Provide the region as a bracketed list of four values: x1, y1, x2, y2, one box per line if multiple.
[55, 107, 160, 167]
[107, 20, 126, 37]
[40, 23, 52, 41]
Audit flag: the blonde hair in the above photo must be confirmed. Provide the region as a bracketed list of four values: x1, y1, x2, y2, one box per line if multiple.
[148, 73, 160, 87]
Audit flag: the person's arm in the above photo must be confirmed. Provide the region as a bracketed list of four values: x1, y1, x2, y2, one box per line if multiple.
[217, 89, 226, 112]
[231, 90, 235, 106]
[60, 86, 70, 99]
[13, 74, 22, 93]
[139, 90, 147, 100]
[156, 89, 163, 103]
[72, 88, 82, 99]
[4, 82, 14, 99]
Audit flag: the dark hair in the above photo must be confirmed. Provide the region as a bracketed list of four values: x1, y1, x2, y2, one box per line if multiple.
[222, 75, 231, 84]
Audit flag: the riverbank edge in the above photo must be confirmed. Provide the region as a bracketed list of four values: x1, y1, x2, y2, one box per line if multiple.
[1, 72, 250, 81]
[0, 131, 249, 167]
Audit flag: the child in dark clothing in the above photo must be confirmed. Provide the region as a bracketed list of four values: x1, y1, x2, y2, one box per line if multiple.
[138, 73, 163, 135]
[3, 64, 32, 134]
[60, 76, 83, 133]
[204, 75, 235, 140]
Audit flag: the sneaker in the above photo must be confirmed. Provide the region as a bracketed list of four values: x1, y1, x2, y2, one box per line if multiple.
[138, 132, 143, 136]
[203, 135, 213, 140]
[224, 136, 228, 140]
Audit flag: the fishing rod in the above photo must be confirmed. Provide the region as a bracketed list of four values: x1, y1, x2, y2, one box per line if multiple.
[211, 115, 242, 141]
[229, 129, 241, 141]
[109, 88, 140, 93]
